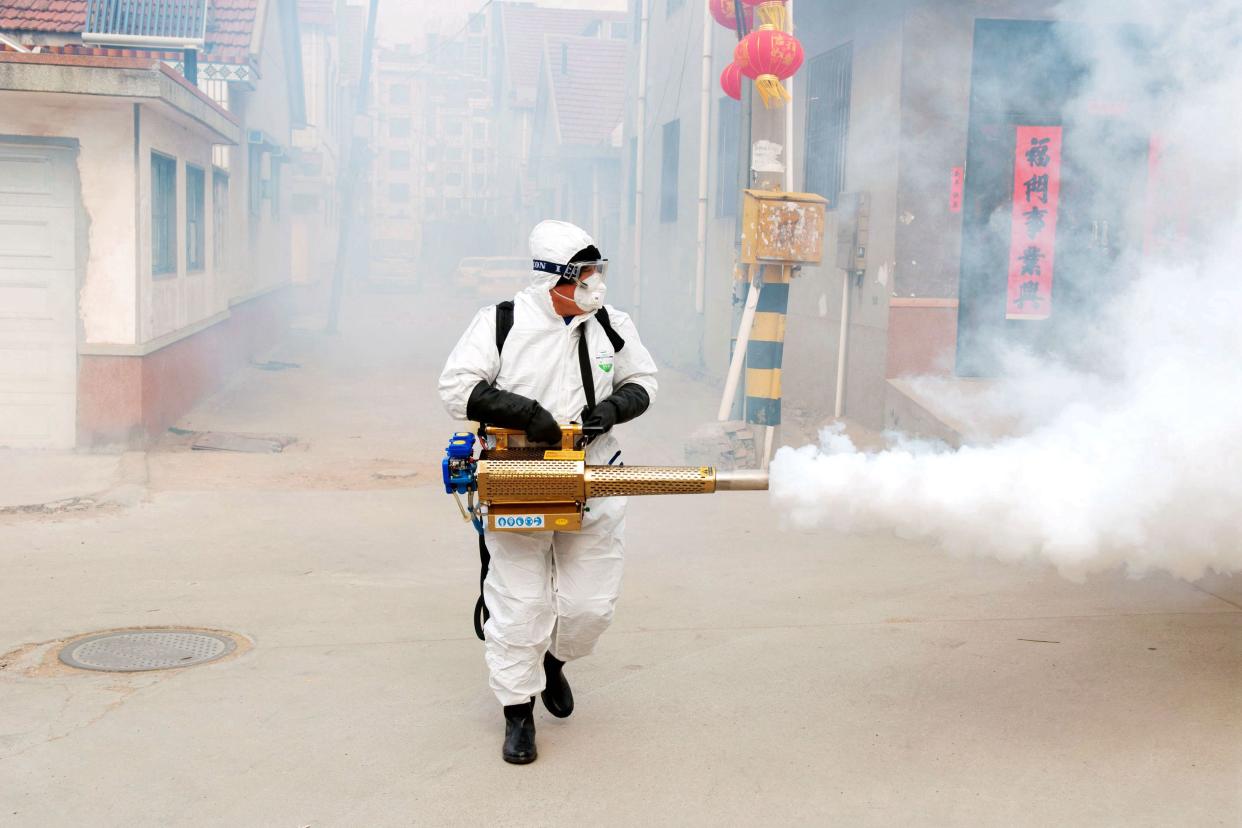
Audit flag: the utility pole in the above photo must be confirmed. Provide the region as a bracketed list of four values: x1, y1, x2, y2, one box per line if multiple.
[719, 2, 796, 469]
[326, 0, 381, 334]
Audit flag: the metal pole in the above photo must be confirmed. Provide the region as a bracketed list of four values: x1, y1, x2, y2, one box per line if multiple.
[326, 0, 380, 334]
[834, 270, 851, 418]
[717, 265, 762, 421]
[693, 0, 714, 315]
[631, 0, 651, 315]
[726, 4, 753, 421]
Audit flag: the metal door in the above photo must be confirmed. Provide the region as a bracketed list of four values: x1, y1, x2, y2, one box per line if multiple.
[0, 142, 78, 448]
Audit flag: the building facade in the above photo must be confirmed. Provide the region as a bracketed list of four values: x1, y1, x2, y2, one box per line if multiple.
[623, 0, 1179, 435]
[0, 0, 310, 447]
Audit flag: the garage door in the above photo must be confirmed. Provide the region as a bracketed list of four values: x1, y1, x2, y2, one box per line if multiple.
[0, 142, 77, 448]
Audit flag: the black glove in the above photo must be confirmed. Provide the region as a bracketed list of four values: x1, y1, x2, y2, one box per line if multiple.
[582, 383, 651, 436]
[525, 406, 562, 445]
[466, 381, 562, 444]
[582, 400, 618, 437]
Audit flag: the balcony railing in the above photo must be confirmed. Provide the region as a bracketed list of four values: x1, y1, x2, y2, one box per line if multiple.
[83, 0, 209, 48]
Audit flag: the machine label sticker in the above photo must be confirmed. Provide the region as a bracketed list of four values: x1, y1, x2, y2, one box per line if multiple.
[494, 515, 546, 529]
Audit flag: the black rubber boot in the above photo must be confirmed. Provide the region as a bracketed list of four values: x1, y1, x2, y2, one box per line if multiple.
[540, 651, 574, 719]
[502, 701, 537, 765]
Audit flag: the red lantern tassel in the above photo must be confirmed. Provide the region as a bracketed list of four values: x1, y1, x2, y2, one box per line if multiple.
[755, 73, 791, 108]
[757, 2, 787, 31]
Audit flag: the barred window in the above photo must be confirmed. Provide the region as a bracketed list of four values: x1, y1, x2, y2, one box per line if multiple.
[804, 43, 853, 209]
[151, 152, 177, 276]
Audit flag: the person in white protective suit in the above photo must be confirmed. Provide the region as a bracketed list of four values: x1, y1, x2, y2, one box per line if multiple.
[438, 220, 659, 765]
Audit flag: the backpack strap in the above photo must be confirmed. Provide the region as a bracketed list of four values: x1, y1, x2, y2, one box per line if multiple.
[495, 301, 515, 354]
[577, 329, 596, 412]
[594, 306, 626, 353]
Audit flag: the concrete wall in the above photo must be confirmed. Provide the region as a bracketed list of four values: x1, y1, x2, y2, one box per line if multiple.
[230, 0, 296, 302]
[1, 95, 137, 345]
[778, 1, 906, 427]
[141, 104, 227, 343]
[623, 1, 743, 375]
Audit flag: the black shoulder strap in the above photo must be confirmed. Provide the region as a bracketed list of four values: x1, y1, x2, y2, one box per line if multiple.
[577, 330, 596, 411]
[594, 306, 626, 353]
[495, 301, 515, 354]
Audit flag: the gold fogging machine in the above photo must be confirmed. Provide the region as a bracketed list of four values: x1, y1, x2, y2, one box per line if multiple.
[443, 426, 769, 532]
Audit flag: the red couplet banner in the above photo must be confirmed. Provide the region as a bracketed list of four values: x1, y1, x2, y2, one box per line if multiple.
[949, 166, 964, 213]
[1006, 126, 1062, 320]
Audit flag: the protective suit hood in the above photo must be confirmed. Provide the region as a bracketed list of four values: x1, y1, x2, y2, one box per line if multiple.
[528, 220, 596, 289]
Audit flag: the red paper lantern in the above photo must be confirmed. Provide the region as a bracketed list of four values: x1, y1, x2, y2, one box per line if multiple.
[734, 26, 804, 108]
[708, 0, 754, 31]
[741, 0, 787, 30]
[720, 62, 743, 101]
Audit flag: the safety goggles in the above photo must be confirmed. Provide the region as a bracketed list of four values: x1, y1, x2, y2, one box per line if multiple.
[563, 259, 609, 285]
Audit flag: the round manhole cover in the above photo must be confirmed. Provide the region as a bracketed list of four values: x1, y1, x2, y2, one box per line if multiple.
[59, 630, 236, 672]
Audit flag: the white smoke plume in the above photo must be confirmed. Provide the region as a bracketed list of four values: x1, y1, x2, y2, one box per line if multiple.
[771, 0, 1242, 581]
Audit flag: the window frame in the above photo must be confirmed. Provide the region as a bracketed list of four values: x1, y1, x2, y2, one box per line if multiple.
[185, 163, 206, 272]
[804, 42, 853, 210]
[660, 119, 680, 223]
[212, 169, 228, 271]
[716, 96, 741, 218]
[151, 151, 178, 277]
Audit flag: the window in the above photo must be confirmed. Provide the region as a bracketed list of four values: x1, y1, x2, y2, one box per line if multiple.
[445, 119, 464, 136]
[468, 13, 484, 33]
[445, 171, 463, 187]
[248, 144, 262, 216]
[390, 117, 410, 138]
[269, 158, 282, 220]
[804, 43, 853, 209]
[186, 164, 205, 271]
[389, 183, 409, 202]
[390, 150, 410, 170]
[610, 20, 629, 40]
[390, 84, 410, 105]
[667, 0, 684, 14]
[212, 171, 228, 270]
[446, 147, 463, 162]
[716, 96, 741, 217]
[445, 197, 463, 212]
[660, 119, 680, 222]
[472, 148, 486, 164]
[472, 121, 487, 142]
[627, 138, 637, 225]
[151, 152, 177, 276]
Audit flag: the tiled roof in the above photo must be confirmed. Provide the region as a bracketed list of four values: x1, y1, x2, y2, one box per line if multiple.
[0, 0, 263, 65]
[544, 34, 626, 147]
[0, 0, 87, 32]
[499, 4, 623, 107]
[204, 0, 260, 64]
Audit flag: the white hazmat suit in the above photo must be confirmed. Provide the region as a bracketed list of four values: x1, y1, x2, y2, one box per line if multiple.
[439, 221, 659, 706]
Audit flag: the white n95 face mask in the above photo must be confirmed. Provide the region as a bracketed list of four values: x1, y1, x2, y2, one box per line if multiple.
[573, 275, 607, 312]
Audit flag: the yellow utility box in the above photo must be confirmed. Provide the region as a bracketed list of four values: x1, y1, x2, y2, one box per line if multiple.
[740, 190, 828, 265]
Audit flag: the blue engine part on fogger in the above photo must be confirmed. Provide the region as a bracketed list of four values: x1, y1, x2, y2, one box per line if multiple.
[443, 427, 768, 533]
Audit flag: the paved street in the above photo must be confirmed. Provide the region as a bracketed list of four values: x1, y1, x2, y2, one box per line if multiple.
[1, 291, 1240, 827]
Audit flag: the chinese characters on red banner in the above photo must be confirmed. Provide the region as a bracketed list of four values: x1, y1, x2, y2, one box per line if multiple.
[949, 166, 964, 213]
[1006, 126, 1062, 320]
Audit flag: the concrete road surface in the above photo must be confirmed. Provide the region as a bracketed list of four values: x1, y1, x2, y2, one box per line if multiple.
[1, 291, 1239, 827]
